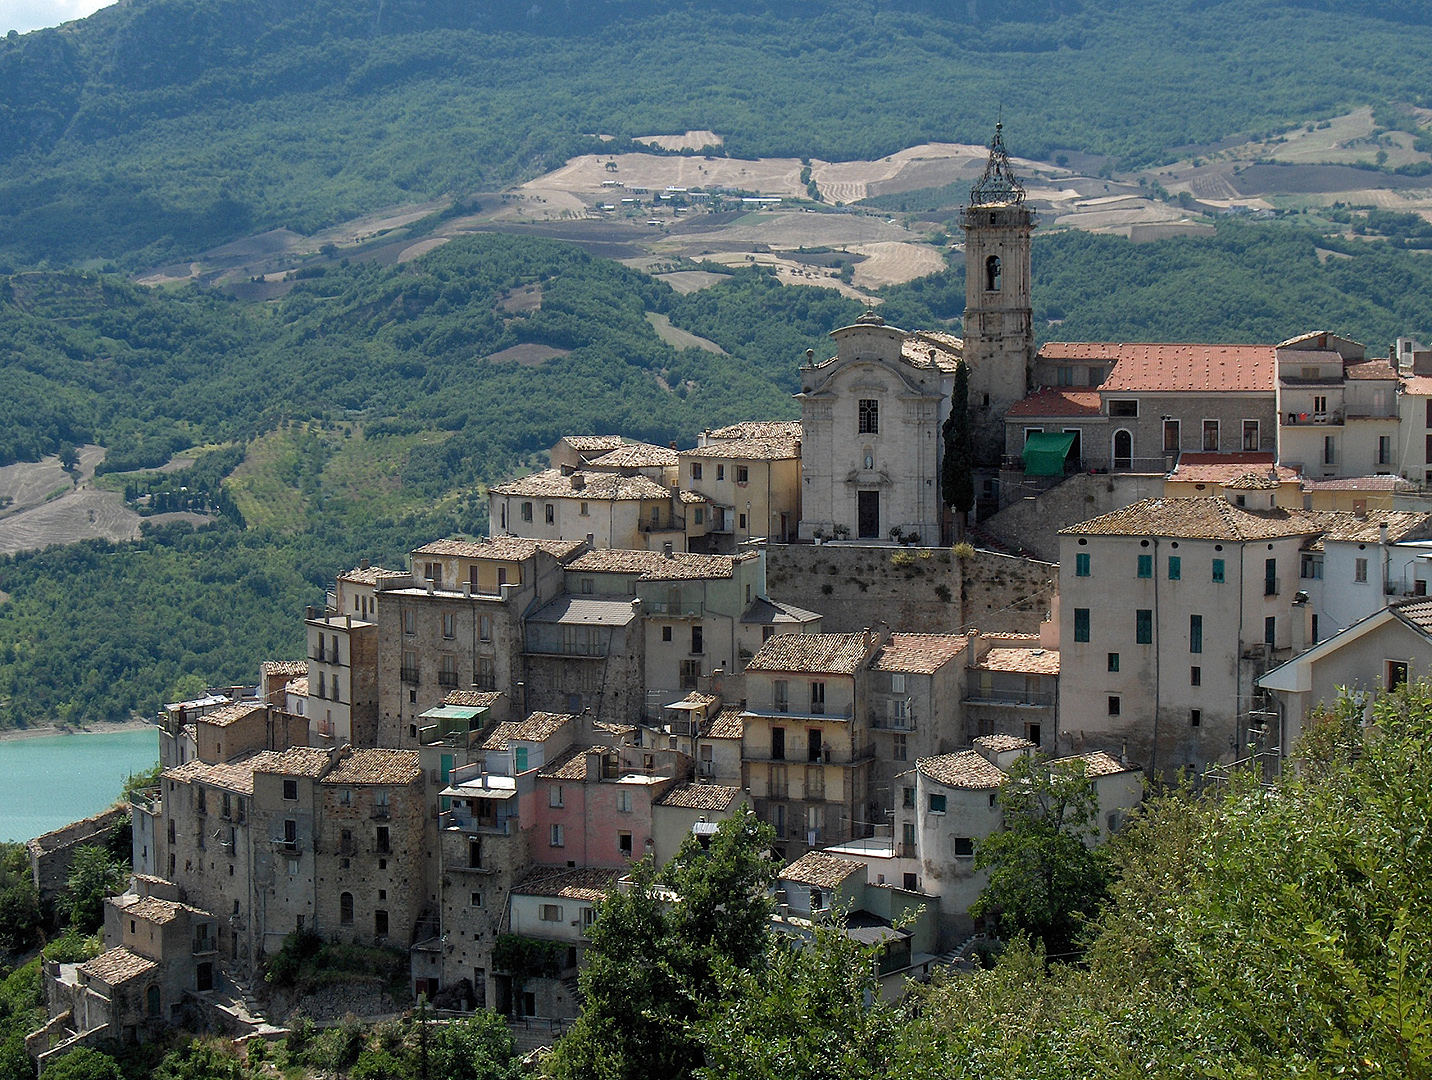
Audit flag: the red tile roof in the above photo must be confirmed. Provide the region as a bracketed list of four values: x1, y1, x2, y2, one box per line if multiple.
[1040, 343, 1276, 393]
[1005, 389, 1103, 418]
[1168, 453, 1300, 486]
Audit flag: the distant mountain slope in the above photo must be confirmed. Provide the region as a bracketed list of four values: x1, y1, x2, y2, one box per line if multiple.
[4, 0, 1432, 268]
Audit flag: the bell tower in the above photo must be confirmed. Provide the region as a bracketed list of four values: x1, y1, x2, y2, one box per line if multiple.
[961, 122, 1035, 462]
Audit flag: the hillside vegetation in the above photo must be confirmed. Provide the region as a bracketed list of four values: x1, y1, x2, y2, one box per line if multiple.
[6, 0, 1432, 268]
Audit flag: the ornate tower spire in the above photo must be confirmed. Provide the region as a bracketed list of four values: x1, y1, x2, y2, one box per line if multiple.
[969, 121, 1026, 207]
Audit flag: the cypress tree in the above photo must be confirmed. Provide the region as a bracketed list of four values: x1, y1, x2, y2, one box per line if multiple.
[941, 360, 976, 538]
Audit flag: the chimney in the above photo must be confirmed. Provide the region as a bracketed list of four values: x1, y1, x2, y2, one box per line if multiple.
[360, 558, 370, 570]
[462, 581, 472, 597]
[426, 577, 435, 594]
[572, 473, 586, 490]
[664, 542, 674, 558]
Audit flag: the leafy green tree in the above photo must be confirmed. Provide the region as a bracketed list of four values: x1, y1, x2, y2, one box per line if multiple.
[939, 360, 975, 540]
[38, 1047, 124, 1080]
[60, 846, 128, 934]
[153, 1038, 253, 1080]
[971, 755, 1109, 955]
[0, 843, 40, 955]
[697, 915, 904, 1080]
[548, 810, 776, 1080]
[428, 1011, 520, 1080]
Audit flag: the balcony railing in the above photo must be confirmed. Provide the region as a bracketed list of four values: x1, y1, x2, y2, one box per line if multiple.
[643, 600, 704, 618]
[1282, 410, 1344, 426]
[438, 672, 460, 688]
[438, 809, 512, 835]
[400, 666, 420, 684]
[962, 688, 1056, 707]
[745, 704, 855, 722]
[272, 837, 302, 854]
[370, 804, 390, 820]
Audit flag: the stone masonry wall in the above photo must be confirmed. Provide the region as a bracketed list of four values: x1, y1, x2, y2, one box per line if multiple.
[28, 806, 127, 901]
[765, 545, 1055, 637]
[980, 473, 1166, 563]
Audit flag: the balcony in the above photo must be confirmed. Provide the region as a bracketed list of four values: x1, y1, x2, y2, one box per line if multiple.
[644, 599, 704, 618]
[438, 809, 512, 836]
[219, 840, 236, 856]
[1282, 410, 1344, 426]
[400, 666, 420, 684]
[272, 837, 302, 854]
[869, 708, 916, 731]
[745, 703, 855, 722]
[438, 672, 460, 689]
[370, 804, 390, 820]
[962, 688, 1056, 708]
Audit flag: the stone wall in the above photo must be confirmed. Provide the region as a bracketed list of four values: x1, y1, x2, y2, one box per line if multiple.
[980, 473, 1166, 563]
[764, 544, 1055, 637]
[27, 806, 127, 901]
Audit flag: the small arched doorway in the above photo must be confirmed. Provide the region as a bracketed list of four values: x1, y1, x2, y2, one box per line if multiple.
[1112, 429, 1133, 470]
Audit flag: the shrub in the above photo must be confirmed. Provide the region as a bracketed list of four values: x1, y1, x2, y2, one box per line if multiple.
[891, 551, 915, 569]
[952, 541, 976, 560]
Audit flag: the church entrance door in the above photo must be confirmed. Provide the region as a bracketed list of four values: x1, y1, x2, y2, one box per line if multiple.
[857, 491, 880, 539]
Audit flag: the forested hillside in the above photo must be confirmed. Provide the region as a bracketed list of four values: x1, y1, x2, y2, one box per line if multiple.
[5, 0, 1432, 268]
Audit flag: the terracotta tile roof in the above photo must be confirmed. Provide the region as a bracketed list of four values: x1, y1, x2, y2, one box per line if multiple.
[1041, 343, 1276, 393]
[780, 850, 865, 888]
[491, 469, 670, 501]
[445, 689, 503, 708]
[741, 598, 823, 625]
[902, 330, 964, 372]
[975, 647, 1060, 675]
[678, 489, 708, 504]
[746, 632, 872, 674]
[412, 536, 585, 562]
[527, 594, 638, 627]
[537, 744, 606, 781]
[567, 548, 752, 581]
[1055, 750, 1136, 777]
[323, 749, 421, 786]
[1224, 472, 1282, 491]
[1167, 453, 1299, 486]
[1277, 331, 1361, 350]
[655, 782, 741, 811]
[587, 443, 680, 469]
[283, 676, 308, 697]
[683, 437, 799, 461]
[1061, 498, 1322, 541]
[1392, 596, 1432, 635]
[81, 946, 158, 986]
[338, 565, 407, 585]
[680, 691, 718, 707]
[594, 720, 636, 738]
[973, 734, 1035, 753]
[165, 753, 273, 796]
[1302, 475, 1417, 492]
[918, 750, 1007, 790]
[195, 702, 266, 729]
[1305, 510, 1432, 544]
[1005, 389, 1103, 418]
[513, 866, 617, 902]
[254, 746, 333, 778]
[559, 435, 626, 453]
[704, 706, 745, 740]
[1345, 360, 1398, 380]
[705, 421, 803, 442]
[870, 633, 969, 674]
[484, 712, 577, 751]
[1402, 376, 1432, 396]
[261, 660, 308, 678]
[125, 896, 184, 925]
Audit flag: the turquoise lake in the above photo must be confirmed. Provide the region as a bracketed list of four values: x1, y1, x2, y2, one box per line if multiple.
[0, 728, 159, 842]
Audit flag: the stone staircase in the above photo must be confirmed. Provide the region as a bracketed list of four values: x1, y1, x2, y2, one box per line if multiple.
[198, 975, 286, 1039]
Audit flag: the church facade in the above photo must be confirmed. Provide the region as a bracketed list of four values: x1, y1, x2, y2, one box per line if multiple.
[797, 125, 1035, 543]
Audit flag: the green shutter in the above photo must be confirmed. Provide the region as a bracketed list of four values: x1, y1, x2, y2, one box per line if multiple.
[1168, 556, 1181, 580]
[1136, 609, 1153, 644]
[1138, 554, 1153, 578]
[1212, 558, 1225, 583]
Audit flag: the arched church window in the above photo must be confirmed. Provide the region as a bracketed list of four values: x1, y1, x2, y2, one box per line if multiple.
[985, 255, 1002, 292]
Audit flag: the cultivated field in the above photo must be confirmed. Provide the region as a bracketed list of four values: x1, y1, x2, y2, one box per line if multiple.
[0, 446, 148, 556]
[645, 313, 727, 354]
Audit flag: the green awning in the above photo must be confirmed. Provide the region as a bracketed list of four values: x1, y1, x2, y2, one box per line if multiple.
[1022, 432, 1078, 476]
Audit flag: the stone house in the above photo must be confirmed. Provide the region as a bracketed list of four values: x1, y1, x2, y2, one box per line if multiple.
[503, 868, 617, 1018]
[1260, 594, 1432, 752]
[962, 633, 1060, 750]
[896, 739, 1140, 941]
[680, 421, 802, 548]
[650, 781, 745, 866]
[865, 633, 972, 815]
[374, 537, 583, 747]
[741, 631, 885, 858]
[32, 878, 219, 1068]
[312, 749, 426, 952]
[1057, 495, 1324, 778]
[489, 468, 698, 552]
[1276, 332, 1399, 480]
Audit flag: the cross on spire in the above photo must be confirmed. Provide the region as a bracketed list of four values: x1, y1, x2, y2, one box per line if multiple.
[969, 121, 1026, 207]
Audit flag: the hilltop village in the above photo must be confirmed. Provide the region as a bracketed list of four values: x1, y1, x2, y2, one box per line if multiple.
[27, 127, 1432, 1060]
